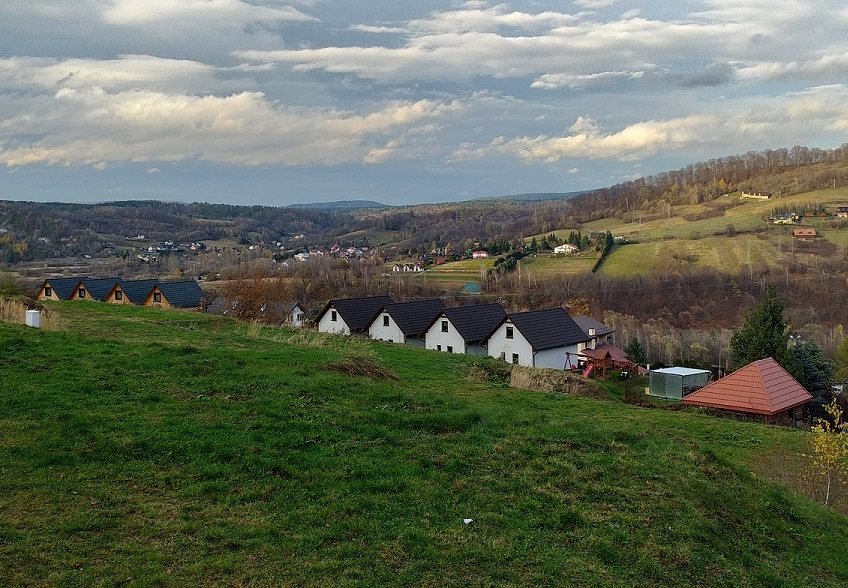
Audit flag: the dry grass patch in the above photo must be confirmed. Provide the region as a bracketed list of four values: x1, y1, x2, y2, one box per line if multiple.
[510, 365, 611, 399]
[324, 353, 399, 381]
[0, 298, 65, 331]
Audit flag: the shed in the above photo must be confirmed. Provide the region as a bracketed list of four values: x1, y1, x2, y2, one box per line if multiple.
[649, 367, 710, 400]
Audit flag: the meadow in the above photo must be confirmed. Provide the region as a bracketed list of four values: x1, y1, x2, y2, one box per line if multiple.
[2, 303, 848, 586]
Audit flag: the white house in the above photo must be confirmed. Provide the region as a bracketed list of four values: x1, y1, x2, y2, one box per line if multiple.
[472, 250, 489, 259]
[573, 316, 615, 348]
[423, 303, 507, 355]
[366, 299, 445, 346]
[317, 295, 394, 335]
[287, 302, 307, 328]
[484, 308, 591, 369]
[553, 243, 579, 255]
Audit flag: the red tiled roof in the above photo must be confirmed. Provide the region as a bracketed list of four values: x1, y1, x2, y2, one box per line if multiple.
[681, 357, 811, 416]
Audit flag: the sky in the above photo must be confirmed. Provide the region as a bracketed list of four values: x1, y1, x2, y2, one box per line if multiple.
[2, 1, 848, 206]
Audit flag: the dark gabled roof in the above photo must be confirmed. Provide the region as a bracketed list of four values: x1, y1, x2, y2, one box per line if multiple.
[79, 277, 123, 301]
[573, 316, 615, 338]
[493, 307, 590, 351]
[116, 279, 159, 304]
[425, 303, 507, 344]
[42, 277, 88, 300]
[287, 301, 306, 314]
[156, 281, 205, 308]
[319, 295, 394, 332]
[375, 298, 446, 337]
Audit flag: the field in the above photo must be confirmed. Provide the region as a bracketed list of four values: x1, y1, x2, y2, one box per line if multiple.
[2, 303, 848, 585]
[418, 254, 596, 289]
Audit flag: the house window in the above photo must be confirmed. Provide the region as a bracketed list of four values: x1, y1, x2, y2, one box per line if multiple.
[512, 353, 519, 364]
[78, 288, 86, 298]
[437, 345, 442, 351]
[506, 326, 514, 339]
[383, 315, 390, 327]
[153, 292, 162, 303]
[44, 287, 52, 297]
[115, 290, 123, 301]
[447, 346, 453, 353]
[331, 310, 337, 322]
[441, 320, 448, 333]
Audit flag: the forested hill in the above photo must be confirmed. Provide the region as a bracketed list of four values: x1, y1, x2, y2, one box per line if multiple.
[2, 144, 848, 263]
[568, 144, 848, 222]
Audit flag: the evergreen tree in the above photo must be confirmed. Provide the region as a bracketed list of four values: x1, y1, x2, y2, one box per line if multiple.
[624, 337, 648, 366]
[729, 285, 794, 370]
[792, 340, 833, 396]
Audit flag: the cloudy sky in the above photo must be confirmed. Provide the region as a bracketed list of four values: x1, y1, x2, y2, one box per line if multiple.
[2, 1, 848, 206]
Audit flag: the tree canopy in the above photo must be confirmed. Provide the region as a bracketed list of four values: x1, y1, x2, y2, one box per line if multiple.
[730, 286, 794, 371]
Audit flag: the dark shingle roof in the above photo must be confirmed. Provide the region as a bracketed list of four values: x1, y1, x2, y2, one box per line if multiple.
[573, 316, 616, 338]
[320, 295, 394, 332]
[378, 299, 446, 337]
[428, 303, 507, 344]
[43, 277, 88, 300]
[156, 281, 205, 308]
[117, 279, 160, 304]
[501, 308, 590, 351]
[80, 277, 124, 301]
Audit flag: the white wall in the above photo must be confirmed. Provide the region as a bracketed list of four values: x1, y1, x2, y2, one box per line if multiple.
[425, 318, 468, 353]
[487, 322, 534, 367]
[368, 311, 405, 343]
[289, 308, 305, 328]
[318, 307, 350, 335]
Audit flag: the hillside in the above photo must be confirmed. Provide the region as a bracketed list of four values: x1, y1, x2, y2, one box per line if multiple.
[2, 304, 848, 585]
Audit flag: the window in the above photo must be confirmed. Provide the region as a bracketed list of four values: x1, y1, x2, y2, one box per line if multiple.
[78, 288, 86, 298]
[44, 287, 52, 297]
[437, 345, 442, 351]
[441, 320, 448, 333]
[506, 326, 514, 339]
[331, 310, 337, 322]
[447, 346, 453, 353]
[153, 292, 162, 303]
[383, 315, 390, 326]
[512, 353, 519, 364]
[115, 290, 123, 301]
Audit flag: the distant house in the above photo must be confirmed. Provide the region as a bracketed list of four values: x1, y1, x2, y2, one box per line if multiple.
[793, 228, 817, 239]
[36, 277, 87, 301]
[741, 191, 771, 200]
[771, 213, 797, 225]
[143, 280, 205, 310]
[317, 295, 394, 336]
[105, 279, 159, 305]
[366, 299, 446, 346]
[836, 206, 848, 218]
[423, 303, 507, 355]
[681, 357, 811, 423]
[573, 316, 615, 347]
[472, 250, 489, 259]
[484, 307, 591, 369]
[553, 243, 579, 255]
[287, 302, 307, 328]
[67, 278, 123, 302]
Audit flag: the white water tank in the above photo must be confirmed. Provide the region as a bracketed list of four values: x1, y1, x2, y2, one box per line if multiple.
[25, 310, 41, 328]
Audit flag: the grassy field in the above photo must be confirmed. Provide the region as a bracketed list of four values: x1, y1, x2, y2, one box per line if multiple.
[597, 235, 785, 278]
[2, 303, 848, 586]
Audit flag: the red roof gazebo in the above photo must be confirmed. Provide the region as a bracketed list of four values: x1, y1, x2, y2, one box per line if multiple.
[681, 357, 811, 423]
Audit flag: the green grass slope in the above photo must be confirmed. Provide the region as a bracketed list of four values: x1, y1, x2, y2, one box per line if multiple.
[2, 304, 848, 586]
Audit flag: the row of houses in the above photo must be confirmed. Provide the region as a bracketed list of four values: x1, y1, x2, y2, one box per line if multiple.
[36, 277, 205, 310]
[315, 295, 621, 371]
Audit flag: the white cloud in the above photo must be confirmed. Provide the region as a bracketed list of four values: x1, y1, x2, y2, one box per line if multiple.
[101, 0, 316, 26]
[0, 88, 464, 167]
